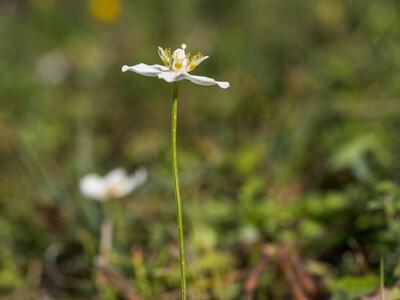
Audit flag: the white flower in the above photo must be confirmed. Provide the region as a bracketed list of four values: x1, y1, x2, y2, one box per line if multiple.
[121, 44, 230, 89]
[36, 50, 70, 86]
[80, 168, 147, 201]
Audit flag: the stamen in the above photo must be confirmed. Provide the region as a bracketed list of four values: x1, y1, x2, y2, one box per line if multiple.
[158, 47, 171, 66]
[181, 44, 187, 50]
[187, 53, 207, 72]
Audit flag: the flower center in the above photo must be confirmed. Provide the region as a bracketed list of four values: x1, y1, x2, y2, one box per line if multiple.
[105, 182, 121, 198]
[172, 44, 188, 73]
[158, 44, 207, 74]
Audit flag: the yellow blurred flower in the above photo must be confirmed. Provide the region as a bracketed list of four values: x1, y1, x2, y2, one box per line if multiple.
[89, 0, 121, 23]
[29, 0, 55, 13]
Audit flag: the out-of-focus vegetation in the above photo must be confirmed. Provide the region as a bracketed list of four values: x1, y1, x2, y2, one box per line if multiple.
[1, 0, 400, 299]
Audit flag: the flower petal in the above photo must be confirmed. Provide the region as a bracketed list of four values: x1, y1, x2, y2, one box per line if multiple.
[122, 63, 168, 77]
[118, 168, 148, 196]
[157, 71, 183, 83]
[187, 55, 209, 71]
[183, 73, 230, 89]
[80, 174, 107, 201]
[105, 168, 127, 186]
[127, 168, 148, 190]
[158, 47, 171, 66]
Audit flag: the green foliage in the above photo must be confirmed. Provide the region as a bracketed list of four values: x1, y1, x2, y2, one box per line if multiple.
[329, 275, 379, 300]
[1, 0, 400, 298]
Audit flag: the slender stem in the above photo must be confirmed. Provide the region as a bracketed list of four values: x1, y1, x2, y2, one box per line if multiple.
[100, 218, 113, 260]
[96, 206, 114, 295]
[380, 256, 385, 300]
[100, 203, 113, 261]
[171, 82, 187, 300]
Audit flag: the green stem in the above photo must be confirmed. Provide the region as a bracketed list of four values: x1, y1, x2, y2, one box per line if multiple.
[171, 82, 187, 300]
[380, 256, 385, 300]
[100, 203, 113, 260]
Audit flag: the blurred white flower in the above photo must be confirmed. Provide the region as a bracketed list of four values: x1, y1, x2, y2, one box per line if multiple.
[35, 50, 70, 85]
[80, 168, 147, 201]
[122, 44, 230, 89]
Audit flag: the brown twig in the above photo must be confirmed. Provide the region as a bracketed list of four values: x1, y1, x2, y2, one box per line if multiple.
[93, 256, 143, 300]
[290, 248, 318, 297]
[278, 246, 309, 300]
[244, 250, 269, 298]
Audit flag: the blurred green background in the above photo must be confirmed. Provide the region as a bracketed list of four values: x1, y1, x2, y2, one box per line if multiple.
[1, 0, 400, 299]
